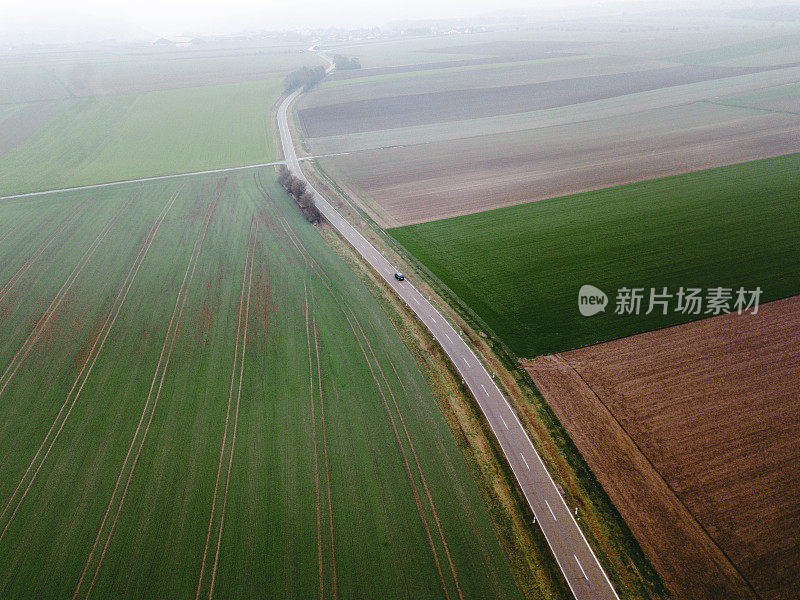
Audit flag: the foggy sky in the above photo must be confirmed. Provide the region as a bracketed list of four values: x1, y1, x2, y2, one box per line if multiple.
[0, 0, 776, 44]
[4, 0, 557, 37]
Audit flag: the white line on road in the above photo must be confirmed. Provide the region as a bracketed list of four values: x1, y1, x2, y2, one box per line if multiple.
[462, 357, 470, 368]
[444, 333, 453, 344]
[545, 499, 557, 521]
[499, 414, 509, 430]
[520, 453, 530, 470]
[575, 555, 588, 580]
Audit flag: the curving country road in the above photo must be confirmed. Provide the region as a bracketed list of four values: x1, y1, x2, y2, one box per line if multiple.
[277, 52, 620, 600]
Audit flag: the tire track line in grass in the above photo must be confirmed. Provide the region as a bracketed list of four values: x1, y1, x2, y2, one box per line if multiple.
[338, 299, 451, 600]
[0, 221, 23, 247]
[0, 186, 182, 545]
[0, 199, 87, 305]
[266, 208, 449, 599]
[304, 283, 325, 600]
[347, 308, 464, 600]
[0, 197, 132, 400]
[312, 308, 338, 600]
[196, 217, 257, 600]
[73, 180, 225, 600]
[257, 179, 457, 599]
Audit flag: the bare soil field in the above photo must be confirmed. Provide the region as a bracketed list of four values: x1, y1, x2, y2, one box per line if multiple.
[320, 102, 800, 226]
[523, 296, 800, 600]
[298, 64, 779, 137]
[327, 57, 505, 81]
[307, 54, 673, 107]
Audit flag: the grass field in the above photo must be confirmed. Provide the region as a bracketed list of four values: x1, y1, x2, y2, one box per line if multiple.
[525, 295, 800, 600]
[0, 42, 318, 103]
[389, 153, 800, 357]
[0, 171, 520, 599]
[0, 79, 283, 196]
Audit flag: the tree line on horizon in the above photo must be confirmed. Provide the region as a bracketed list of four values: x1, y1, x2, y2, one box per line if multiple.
[332, 54, 361, 70]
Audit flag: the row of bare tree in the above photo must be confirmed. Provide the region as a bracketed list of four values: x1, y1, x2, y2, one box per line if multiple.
[283, 65, 327, 92]
[277, 165, 322, 224]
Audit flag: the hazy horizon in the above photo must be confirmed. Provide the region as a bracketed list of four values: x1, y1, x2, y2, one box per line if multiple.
[2, 0, 796, 46]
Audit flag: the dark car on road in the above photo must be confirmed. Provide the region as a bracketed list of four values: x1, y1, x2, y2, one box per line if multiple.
[394, 272, 405, 281]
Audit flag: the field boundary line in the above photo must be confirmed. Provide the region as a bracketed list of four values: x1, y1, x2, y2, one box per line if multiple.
[0, 197, 131, 400]
[0, 185, 182, 544]
[73, 180, 225, 599]
[0, 163, 284, 201]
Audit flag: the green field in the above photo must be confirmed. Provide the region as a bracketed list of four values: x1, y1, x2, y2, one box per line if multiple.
[0, 79, 284, 196]
[390, 153, 800, 357]
[0, 172, 520, 599]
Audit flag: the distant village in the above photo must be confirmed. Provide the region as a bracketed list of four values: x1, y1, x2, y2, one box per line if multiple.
[149, 24, 493, 48]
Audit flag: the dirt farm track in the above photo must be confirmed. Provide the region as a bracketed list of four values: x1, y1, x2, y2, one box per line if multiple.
[524, 296, 800, 600]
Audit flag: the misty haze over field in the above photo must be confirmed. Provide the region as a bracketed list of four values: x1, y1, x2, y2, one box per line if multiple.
[3, 0, 800, 45]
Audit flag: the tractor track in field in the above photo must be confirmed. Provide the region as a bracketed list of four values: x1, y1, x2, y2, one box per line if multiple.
[304, 284, 325, 600]
[0, 185, 181, 546]
[196, 216, 257, 600]
[0, 222, 23, 247]
[0, 197, 132, 400]
[312, 309, 338, 600]
[256, 173, 459, 599]
[345, 305, 464, 600]
[73, 179, 224, 600]
[0, 199, 87, 307]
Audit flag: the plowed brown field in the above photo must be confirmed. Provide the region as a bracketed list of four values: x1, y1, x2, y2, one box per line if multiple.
[523, 296, 800, 600]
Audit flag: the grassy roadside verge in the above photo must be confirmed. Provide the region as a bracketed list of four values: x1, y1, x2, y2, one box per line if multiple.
[297, 156, 670, 600]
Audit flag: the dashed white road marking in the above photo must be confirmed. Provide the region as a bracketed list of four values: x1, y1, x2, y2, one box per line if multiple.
[444, 333, 453, 344]
[575, 555, 588, 580]
[498, 414, 509, 430]
[462, 357, 470, 368]
[545, 499, 557, 521]
[481, 384, 488, 395]
[520, 453, 530, 470]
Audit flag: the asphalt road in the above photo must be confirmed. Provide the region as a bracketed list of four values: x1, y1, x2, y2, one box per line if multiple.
[277, 55, 620, 600]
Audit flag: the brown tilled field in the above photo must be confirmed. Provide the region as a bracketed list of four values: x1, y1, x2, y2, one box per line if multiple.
[320, 102, 800, 226]
[523, 296, 800, 600]
[298, 64, 778, 137]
